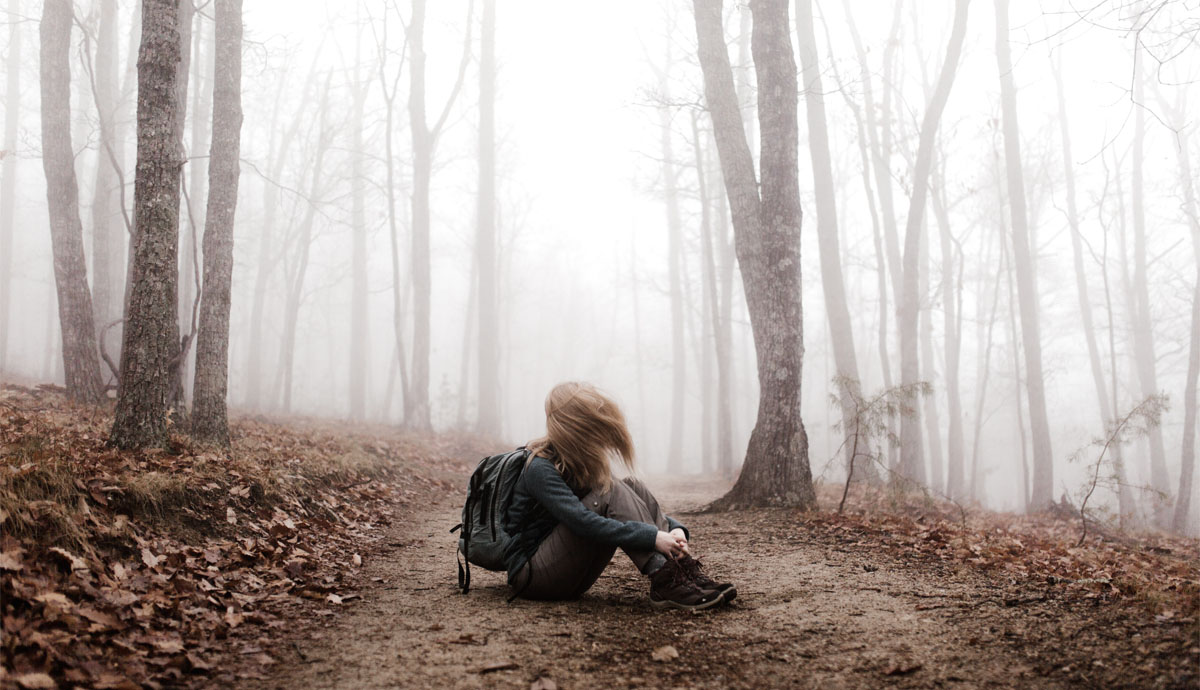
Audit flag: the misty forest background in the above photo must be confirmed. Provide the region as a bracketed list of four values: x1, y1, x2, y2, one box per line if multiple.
[1, 0, 1197, 530]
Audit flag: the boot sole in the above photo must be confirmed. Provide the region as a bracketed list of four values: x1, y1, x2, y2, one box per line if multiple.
[649, 588, 727, 611]
[719, 585, 737, 603]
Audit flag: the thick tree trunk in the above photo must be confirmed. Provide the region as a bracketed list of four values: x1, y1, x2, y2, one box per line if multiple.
[110, 0, 183, 447]
[659, 68, 686, 475]
[190, 0, 242, 446]
[39, 0, 106, 404]
[694, 0, 815, 510]
[896, 0, 969, 488]
[475, 0, 500, 436]
[0, 0, 18, 375]
[994, 0, 1054, 509]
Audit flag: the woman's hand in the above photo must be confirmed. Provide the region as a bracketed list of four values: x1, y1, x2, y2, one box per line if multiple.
[655, 530, 688, 559]
[669, 528, 690, 556]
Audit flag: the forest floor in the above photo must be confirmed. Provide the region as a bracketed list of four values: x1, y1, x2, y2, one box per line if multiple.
[2, 385, 1198, 689]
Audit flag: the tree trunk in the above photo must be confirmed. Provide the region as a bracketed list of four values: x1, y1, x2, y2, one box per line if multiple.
[1004, 236, 1031, 511]
[713, 144, 736, 478]
[1171, 112, 1200, 533]
[1175, 262, 1199, 532]
[796, 0, 872, 481]
[895, 0, 969, 489]
[180, 10, 212, 405]
[694, 0, 815, 510]
[190, 0, 242, 446]
[110, 0, 183, 447]
[407, 0, 433, 431]
[0, 0, 18, 375]
[920, 226, 945, 494]
[692, 113, 716, 474]
[994, 0, 1054, 509]
[970, 228, 1003, 500]
[276, 77, 332, 414]
[39, 0, 106, 404]
[89, 0, 124, 378]
[932, 158, 966, 499]
[348, 31, 369, 423]
[475, 0, 500, 436]
[659, 64, 686, 475]
[1128, 58, 1171, 524]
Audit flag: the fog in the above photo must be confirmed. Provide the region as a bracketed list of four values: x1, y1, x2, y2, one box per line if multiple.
[1, 0, 1196, 525]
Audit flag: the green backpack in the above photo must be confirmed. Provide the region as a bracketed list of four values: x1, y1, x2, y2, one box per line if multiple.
[451, 447, 530, 593]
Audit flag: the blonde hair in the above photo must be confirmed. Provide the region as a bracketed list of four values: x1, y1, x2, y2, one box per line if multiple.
[527, 382, 635, 492]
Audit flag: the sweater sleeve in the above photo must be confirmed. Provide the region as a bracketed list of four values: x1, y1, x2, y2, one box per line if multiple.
[524, 458, 658, 552]
[665, 516, 689, 541]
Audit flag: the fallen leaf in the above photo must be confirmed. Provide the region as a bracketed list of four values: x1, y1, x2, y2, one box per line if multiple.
[14, 673, 57, 689]
[325, 593, 343, 604]
[0, 549, 24, 570]
[352, 553, 362, 567]
[49, 547, 88, 571]
[226, 507, 237, 525]
[140, 548, 161, 569]
[530, 677, 558, 690]
[652, 645, 680, 662]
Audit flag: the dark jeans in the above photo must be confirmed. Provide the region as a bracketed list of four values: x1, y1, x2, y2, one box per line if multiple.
[513, 477, 669, 600]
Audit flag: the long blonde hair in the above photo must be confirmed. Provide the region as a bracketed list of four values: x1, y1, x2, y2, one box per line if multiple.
[527, 382, 635, 491]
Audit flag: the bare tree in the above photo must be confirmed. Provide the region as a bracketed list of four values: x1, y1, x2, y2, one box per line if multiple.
[656, 52, 686, 475]
[895, 0, 970, 488]
[39, 0, 106, 404]
[191, 0, 243, 446]
[994, 0, 1054, 508]
[406, 0, 473, 430]
[796, 0, 873, 482]
[86, 0, 126, 374]
[694, 0, 815, 509]
[110, 0, 185, 447]
[0, 0, 18, 375]
[475, 0, 501, 436]
[1127, 56, 1172, 524]
[348, 24, 369, 423]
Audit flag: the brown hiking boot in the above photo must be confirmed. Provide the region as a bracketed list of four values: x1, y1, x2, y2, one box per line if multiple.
[678, 555, 737, 603]
[648, 559, 725, 611]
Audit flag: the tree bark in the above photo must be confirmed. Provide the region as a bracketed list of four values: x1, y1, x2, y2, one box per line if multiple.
[895, 0, 969, 488]
[994, 0, 1054, 508]
[40, 0, 106, 404]
[190, 0, 242, 445]
[694, 0, 815, 509]
[0, 0, 18, 375]
[110, 0, 183, 447]
[474, 0, 500, 435]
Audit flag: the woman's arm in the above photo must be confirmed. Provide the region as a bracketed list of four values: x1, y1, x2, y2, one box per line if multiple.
[524, 458, 658, 551]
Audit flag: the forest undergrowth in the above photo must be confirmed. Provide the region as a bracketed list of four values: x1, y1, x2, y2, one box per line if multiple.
[1, 385, 1197, 689]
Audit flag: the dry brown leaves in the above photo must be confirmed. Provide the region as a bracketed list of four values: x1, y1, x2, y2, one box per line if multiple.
[809, 484, 1199, 621]
[0, 384, 489, 689]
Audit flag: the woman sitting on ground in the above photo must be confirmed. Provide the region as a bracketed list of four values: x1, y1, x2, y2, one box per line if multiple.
[503, 381, 736, 610]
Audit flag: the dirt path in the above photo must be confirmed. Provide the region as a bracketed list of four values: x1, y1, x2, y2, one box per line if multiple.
[240, 479, 1192, 689]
